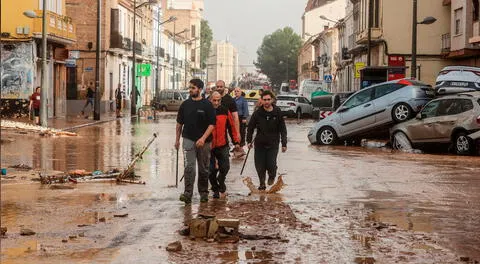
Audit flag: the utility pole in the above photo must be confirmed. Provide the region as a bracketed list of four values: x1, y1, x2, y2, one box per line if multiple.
[40, 0, 48, 126]
[411, 0, 418, 79]
[94, 0, 101, 120]
[155, 6, 161, 99]
[367, 0, 373, 66]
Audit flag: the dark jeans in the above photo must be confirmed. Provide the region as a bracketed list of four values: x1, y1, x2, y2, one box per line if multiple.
[182, 138, 211, 200]
[209, 145, 230, 193]
[83, 97, 94, 111]
[254, 145, 279, 187]
[239, 119, 247, 147]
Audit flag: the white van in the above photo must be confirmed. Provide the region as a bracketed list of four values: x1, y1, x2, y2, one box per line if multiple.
[299, 79, 323, 100]
[435, 66, 480, 95]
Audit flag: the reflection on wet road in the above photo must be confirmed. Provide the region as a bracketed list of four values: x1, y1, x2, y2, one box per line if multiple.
[1, 118, 480, 263]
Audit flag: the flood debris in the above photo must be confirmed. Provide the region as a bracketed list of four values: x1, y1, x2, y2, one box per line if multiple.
[40, 169, 121, 184]
[113, 213, 129, 218]
[49, 185, 75, 190]
[20, 228, 36, 236]
[166, 241, 182, 252]
[242, 175, 286, 194]
[1, 120, 77, 136]
[117, 133, 157, 182]
[9, 164, 33, 170]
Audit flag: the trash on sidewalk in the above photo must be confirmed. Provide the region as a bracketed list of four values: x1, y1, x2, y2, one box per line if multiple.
[9, 164, 33, 170]
[182, 214, 240, 243]
[1, 120, 77, 136]
[40, 169, 122, 184]
[242, 175, 286, 194]
[117, 133, 157, 183]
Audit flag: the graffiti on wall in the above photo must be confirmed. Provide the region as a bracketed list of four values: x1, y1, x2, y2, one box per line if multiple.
[1, 42, 34, 99]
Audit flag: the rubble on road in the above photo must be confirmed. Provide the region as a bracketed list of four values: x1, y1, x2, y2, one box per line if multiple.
[166, 241, 182, 252]
[20, 228, 36, 236]
[40, 169, 122, 184]
[1, 120, 77, 136]
[9, 164, 33, 170]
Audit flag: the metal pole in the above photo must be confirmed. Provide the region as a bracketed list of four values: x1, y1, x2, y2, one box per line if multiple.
[94, 0, 101, 120]
[155, 7, 160, 99]
[131, 0, 137, 116]
[411, 0, 418, 79]
[40, 0, 47, 127]
[173, 21, 176, 90]
[367, 0, 373, 66]
[185, 44, 187, 87]
[286, 55, 289, 82]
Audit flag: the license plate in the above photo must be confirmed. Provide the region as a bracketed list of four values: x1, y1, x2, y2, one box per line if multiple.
[450, 81, 469, 87]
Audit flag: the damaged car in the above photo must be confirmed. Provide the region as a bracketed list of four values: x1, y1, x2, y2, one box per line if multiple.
[308, 79, 434, 145]
[391, 92, 480, 155]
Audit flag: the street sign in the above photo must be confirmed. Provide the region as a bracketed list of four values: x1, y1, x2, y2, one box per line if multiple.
[65, 59, 76, 67]
[355, 62, 365, 78]
[68, 50, 80, 59]
[136, 64, 151, 77]
[324, 74, 333, 83]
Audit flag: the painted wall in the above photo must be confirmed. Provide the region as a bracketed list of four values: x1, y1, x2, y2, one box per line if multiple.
[1, 42, 35, 99]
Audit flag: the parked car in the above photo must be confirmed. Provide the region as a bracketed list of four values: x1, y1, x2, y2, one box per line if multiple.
[151, 89, 189, 111]
[307, 79, 434, 145]
[276, 95, 313, 118]
[390, 92, 480, 155]
[435, 66, 480, 95]
[468, 130, 480, 155]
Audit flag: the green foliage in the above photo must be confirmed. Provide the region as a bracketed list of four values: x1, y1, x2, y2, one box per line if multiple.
[254, 27, 302, 87]
[200, 19, 213, 69]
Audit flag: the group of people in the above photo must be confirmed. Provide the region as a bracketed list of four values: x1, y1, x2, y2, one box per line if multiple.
[175, 78, 288, 204]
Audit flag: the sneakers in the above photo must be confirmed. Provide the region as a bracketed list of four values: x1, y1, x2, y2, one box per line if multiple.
[213, 192, 220, 199]
[268, 176, 275, 186]
[258, 185, 266, 191]
[179, 194, 191, 204]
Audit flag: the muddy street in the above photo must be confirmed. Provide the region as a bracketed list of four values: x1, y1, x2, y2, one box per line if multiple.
[1, 117, 480, 263]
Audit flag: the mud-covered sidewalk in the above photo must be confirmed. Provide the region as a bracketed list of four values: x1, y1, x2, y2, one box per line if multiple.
[1, 118, 480, 263]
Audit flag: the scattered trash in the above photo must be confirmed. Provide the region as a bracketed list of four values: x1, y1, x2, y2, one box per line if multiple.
[117, 133, 157, 182]
[78, 232, 85, 237]
[20, 228, 36, 236]
[69, 235, 77, 239]
[242, 175, 286, 194]
[166, 241, 182, 252]
[98, 217, 106, 222]
[49, 185, 75, 190]
[113, 213, 128, 218]
[62, 239, 68, 243]
[9, 164, 33, 170]
[0, 120, 77, 136]
[1, 168, 6, 175]
[92, 170, 103, 176]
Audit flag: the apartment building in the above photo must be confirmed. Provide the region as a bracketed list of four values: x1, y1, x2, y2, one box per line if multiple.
[1, 0, 76, 118]
[206, 41, 238, 85]
[441, 0, 480, 66]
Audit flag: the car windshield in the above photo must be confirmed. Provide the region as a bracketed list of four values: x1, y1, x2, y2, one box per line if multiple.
[277, 96, 296, 101]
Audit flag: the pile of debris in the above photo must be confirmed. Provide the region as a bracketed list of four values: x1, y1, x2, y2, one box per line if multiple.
[40, 169, 123, 184]
[1, 120, 77, 136]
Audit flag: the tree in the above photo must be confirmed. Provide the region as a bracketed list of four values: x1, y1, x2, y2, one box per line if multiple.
[200, 19, 213, 69]
[254, 27, 302, 87]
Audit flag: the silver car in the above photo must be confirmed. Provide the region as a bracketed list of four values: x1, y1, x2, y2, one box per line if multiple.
[308, 79, 434, 145]
[391, 92, 480, 155]
[276, 95, 314, 118]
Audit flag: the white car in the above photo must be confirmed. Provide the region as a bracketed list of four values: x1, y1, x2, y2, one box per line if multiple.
[435, 66, 480, 95]
[276, 95, 313, 118]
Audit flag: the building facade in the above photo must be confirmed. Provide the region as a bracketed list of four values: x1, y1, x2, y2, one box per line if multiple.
[206, 40, 239, 85]
[1, 0, 76, 118]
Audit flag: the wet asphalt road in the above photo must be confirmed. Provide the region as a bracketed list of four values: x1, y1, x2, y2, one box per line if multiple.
[1, 117, 480, 263]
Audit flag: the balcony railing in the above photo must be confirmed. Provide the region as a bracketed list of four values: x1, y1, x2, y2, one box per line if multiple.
[441, 33, 451, 53]
[32, 10, 76, 43]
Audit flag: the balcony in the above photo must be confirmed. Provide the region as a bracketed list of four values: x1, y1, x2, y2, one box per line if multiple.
[355, 28, 382, 44]
[32, 10, 76, 44]
[469, 21, 480, 44]
[441, 33, 451, 54]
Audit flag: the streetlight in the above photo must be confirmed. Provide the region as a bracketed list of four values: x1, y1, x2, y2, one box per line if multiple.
[172, 28, 189, 89]
[23, 3, 47, 127]
[94, 0, 101, 120]
[155, 14, 176, 100]
[319, 15, 339, 24]
[131, 0, 158, 116]
[411, 0, 436, 79]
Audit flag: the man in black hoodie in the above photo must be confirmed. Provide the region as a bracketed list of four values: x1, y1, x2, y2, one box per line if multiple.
[246, 90, 287, 190]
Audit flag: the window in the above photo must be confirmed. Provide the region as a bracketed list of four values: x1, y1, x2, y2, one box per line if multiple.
[454, 8, 463, 35]
[374, 84, 404, 98]
[191, 25, 196, 38]
[435, 99, 462, 116]
[343, 89, 373, 108]
[421, 100, 440, 118]
[474, 0, 479, 21]
[460, 99, 474, 112]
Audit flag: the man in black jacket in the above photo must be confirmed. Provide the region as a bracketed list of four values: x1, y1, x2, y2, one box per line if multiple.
[246, 90, 287, 190]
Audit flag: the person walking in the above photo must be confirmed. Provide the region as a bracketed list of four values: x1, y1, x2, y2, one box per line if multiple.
[29, 86, 41, 125]
[175, 78, 216, 204]
[234, 87, 249, 155]
[246, 90, 287, 190]
[115, 84, 123, 118]
[82, 82, 95, 115]
[215, 80, 240, 139]
[208, 91, 240, 199]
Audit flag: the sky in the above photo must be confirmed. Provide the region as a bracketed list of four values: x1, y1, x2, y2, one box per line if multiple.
[203, 0, 308, 71]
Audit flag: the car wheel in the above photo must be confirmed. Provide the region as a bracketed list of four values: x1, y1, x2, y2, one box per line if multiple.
[392, 103, 412, 123]
[161, 105, 167, 112]
[454, 132, 472, 155]
[296, 108, 302, 119]
[392, 131, 413, 152]
[317, 127, 337, 145]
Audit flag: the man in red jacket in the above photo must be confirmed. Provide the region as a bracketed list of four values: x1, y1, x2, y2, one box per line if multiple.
[209, 91, 240, 199]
